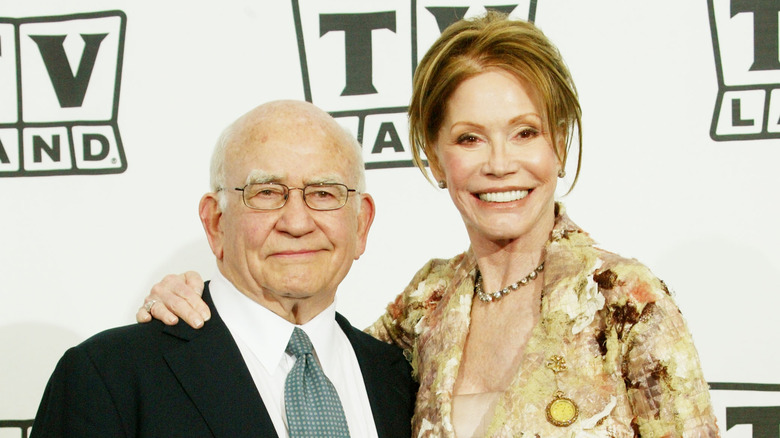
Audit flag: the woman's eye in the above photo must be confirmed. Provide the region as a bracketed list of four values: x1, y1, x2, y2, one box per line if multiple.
[517, 128, 539, 140]
[456, 133, 479, 144]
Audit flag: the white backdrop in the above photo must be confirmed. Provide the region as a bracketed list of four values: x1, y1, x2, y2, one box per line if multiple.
[1, 0, 779, 435]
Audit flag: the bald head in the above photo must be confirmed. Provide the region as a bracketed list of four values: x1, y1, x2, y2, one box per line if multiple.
[210, 100, 365, 206]
[198, 100, 376, 323]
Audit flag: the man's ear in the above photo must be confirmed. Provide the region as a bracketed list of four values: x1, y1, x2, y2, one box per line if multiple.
[353, 193, 376, 260]
[199, 193, 225, 260]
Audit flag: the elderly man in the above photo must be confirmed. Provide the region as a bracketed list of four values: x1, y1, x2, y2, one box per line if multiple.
[31, 100, 416, 438]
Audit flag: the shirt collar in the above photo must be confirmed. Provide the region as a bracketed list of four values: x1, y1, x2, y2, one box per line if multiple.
[209, 270, 341, 373]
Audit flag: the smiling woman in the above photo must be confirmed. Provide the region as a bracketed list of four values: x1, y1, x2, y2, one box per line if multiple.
[137, 11, 720, 437]
[431, 69, 560, 248]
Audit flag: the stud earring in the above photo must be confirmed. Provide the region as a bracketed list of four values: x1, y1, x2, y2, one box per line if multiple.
[557, 169, 566, 178]
[438, 180, 447, 189]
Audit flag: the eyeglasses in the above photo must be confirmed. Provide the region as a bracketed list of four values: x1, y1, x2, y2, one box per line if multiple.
[233, 182, 357, 211]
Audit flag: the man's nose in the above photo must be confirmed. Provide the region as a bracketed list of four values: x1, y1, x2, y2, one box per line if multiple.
[276, 189, 316, 236]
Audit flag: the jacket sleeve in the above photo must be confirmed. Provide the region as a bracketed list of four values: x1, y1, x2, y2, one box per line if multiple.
[618, 280, 719, 436]
[366, 255, 447, 350]
[31, 346, 127, 438]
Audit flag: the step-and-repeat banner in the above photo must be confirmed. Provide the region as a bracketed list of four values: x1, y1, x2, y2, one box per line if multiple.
[1, 0, 779, 436]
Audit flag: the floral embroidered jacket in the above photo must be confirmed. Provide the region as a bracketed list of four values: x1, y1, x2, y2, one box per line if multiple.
[367, 206, 719, 437]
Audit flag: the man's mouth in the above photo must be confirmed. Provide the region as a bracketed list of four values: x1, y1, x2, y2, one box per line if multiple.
[478, 189, 529, 203]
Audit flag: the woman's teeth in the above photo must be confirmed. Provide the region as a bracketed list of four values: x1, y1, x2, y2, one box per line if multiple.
[478, 190, 529, 203]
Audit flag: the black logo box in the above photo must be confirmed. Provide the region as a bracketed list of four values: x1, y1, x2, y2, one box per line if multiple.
[0, 11, 126, 177]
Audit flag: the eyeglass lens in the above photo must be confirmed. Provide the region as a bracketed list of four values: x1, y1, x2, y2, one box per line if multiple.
[241, 183, 349, 210]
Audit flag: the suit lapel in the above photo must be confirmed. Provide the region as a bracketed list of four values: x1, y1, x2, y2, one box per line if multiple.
[163, 285, 278, 438]
[336, 313, 413, 438]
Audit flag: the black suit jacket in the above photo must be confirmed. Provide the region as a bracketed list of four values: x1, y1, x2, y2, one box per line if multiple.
[31, 283, 416, 437]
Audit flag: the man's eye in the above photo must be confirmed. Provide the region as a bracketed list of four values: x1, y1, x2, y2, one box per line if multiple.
[251, 186, 284, 198]
[311, 190, 335, 198]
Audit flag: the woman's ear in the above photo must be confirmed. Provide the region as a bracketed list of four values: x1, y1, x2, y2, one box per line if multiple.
[554, 128, 568, 168]
[428, 153, 446, 187]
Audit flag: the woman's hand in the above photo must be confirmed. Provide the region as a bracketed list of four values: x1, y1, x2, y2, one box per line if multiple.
[136, 271, 211, 328]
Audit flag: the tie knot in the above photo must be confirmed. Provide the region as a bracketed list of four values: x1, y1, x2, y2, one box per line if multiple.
[286, 327, 314, 358]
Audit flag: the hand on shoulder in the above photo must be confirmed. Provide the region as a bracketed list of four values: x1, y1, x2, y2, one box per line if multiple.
[136, 271, 210, 328]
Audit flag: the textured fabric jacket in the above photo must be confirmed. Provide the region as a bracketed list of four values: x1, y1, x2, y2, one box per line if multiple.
[367, 205, 719, 437]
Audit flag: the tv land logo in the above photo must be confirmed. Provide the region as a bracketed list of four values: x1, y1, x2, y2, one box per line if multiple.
[708, 382, 780, 436]
[292, 0, 537, 169]
[0, 11, 126, 178]
[708, 0, 780, 141]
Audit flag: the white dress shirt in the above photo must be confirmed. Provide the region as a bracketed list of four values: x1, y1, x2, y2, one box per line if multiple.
[209, 271, 379, 438]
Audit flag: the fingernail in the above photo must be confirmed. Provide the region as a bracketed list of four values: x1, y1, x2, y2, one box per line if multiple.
[167, 316, 177, 324]
[194, 319, 204, 328]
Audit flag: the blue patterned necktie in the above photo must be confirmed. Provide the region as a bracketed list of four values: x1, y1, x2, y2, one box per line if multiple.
[284, 327, 351, 438]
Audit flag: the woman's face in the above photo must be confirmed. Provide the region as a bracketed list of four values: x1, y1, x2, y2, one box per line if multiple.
[433, 69, 560, 245]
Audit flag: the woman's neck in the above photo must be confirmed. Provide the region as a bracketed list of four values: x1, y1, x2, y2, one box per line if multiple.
[468, 211, 555, 293]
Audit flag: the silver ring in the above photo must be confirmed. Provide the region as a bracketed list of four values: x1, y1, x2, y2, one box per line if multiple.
[143, 300, 157, 314]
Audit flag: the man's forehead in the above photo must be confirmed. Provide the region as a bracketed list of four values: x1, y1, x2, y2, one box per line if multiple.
[230, 129, 351, 157]
[226, 133, 357, 175]
[243, 169, 347, 185]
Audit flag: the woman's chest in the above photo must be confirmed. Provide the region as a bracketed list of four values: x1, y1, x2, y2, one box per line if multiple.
[414, 307, 638, 437]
